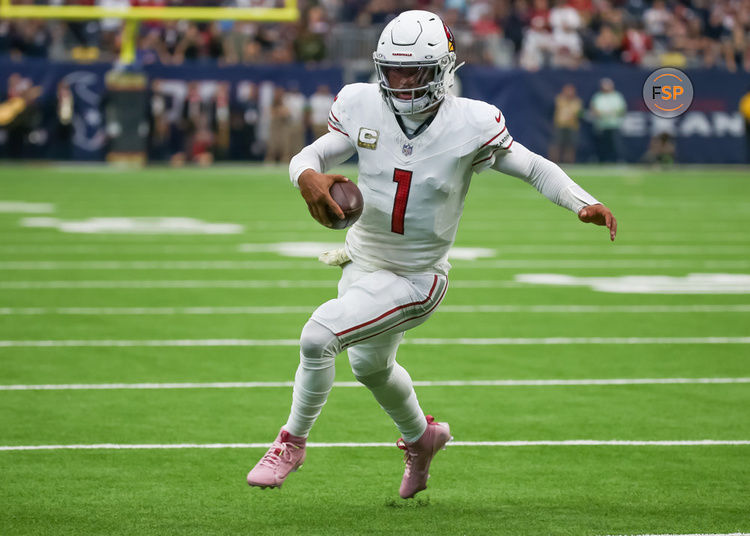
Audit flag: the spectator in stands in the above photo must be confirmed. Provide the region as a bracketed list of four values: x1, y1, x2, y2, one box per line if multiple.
[740, 87, 750, 163]
[51, 80, 74, 160]
[148, 80, 173, 162]
[520, 15, 552, 70]
[549, 0, 583, 67]
[173, 23, 203, 63]
[182, 81, 217, 163]
[173, 23, 223, 64]
[0, 74, 42, 159]
[222, 22, 253, 65]
[8, 20, 50, 59]
[293, 25, 326, 63]
[138, 28, 170, 64]
[588, 77, 626, 163]
[265, 85, 290, 164]
[622, 21, 652, 64]
[293, 7, 330, 64]
[549, 83, 582, 164]
[242, 40, 264, 64]
[284, 84, 307, 161]
[308, 84, 335, 140]
[549, 0, 581, 37]
[231, 82, 260, 160]
[644, 0, 671, 49]
[503, 0, 532, 54]
[191, 117, 214, 166]
[643, 131, 676, 168]
[0, 21, 10, 57]
[592, 25, 623, 63]
[212, 82, 231, 160]
[3, 0, 750, 73]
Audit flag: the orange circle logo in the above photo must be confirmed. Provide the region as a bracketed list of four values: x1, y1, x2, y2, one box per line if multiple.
[643, 68, 693, 118]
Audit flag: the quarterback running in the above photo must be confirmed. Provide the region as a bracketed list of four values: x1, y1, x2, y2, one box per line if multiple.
[247, 10, 617, 499]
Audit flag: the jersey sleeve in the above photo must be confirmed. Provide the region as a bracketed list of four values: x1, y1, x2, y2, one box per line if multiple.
[471, 104, 514, 174]
[327, 86, 356, 145]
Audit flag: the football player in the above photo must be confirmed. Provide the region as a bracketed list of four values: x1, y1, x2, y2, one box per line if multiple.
[247, 10, 617, 498]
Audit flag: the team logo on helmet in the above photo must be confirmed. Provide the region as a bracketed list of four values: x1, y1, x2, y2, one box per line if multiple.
[443, 24, 456, 52]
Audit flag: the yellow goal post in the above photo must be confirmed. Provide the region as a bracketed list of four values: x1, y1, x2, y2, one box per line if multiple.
[0, 0, 299, 64]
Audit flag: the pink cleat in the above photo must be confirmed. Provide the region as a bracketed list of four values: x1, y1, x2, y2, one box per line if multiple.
[247, 428, 306, 489]
[397, 415, 452, 499]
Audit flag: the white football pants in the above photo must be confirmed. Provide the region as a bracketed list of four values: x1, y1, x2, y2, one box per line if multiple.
[284, 262, 448, 443]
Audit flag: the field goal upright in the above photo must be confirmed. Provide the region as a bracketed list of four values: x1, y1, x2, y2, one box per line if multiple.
[0, 0, 300, 64]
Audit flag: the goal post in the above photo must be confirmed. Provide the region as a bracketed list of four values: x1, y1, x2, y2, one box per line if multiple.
[0, 0, 299, 63]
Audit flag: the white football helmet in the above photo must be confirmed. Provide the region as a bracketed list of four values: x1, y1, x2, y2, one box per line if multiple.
[373, 10, 463, 116]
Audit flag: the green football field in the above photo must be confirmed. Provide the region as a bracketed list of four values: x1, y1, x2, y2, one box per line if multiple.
[0, 164, 748, 535]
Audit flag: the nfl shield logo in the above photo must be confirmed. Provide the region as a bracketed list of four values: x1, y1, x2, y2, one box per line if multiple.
[402, 143, 413, 157]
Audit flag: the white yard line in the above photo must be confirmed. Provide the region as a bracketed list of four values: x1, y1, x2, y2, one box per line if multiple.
[0, 280, 526, 289]
[408, 337, 750, 345]
[1, 259, 750, 270]
[0, 244, 748, 255]
[2, 440, 749, 452]
[1, 337, 749, 348]
[467, 260, 750, 269]
[0, 306, 317, 315]
[2, 378, 748, 391]
[0, 245, 237, 254]
[1, 304, 749, 315]
[0, 260, 322, 270]
[0, 280, 338, 289]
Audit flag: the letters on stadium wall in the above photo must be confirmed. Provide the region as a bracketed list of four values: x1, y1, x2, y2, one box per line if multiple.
[0, 59, 342, 161]
[1, 59, 748, 163]
[460, 66, 750, 164]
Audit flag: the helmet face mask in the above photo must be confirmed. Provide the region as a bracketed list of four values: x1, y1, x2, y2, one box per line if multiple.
[373, 11, 461, 116]
[375, 63, 439, 115]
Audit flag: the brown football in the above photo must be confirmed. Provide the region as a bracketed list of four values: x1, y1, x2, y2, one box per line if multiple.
[327, 180, 364, 229]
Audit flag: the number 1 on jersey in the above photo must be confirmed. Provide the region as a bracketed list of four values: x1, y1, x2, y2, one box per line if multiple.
[391, 169, 413, 234]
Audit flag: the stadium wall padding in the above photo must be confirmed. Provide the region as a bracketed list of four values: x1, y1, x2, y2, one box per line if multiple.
[461, 65, 750, 164]
[1, 59, 748, 163]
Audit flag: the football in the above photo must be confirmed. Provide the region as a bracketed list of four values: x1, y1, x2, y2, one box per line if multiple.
[327, 180, 364, 229]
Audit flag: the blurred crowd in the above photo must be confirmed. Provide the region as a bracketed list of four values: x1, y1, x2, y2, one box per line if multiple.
[1, 0, 750, 71]
[148, 79, 334, 165]
[0, 70, 336, 163]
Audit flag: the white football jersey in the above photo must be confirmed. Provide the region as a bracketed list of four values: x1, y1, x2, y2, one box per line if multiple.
[327, 83, 513, 275]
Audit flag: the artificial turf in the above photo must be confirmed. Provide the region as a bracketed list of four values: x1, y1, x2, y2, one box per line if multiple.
[1, 164, 748, 535]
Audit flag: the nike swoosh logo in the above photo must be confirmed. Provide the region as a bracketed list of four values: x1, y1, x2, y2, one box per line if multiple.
[495, 112, 502, 123]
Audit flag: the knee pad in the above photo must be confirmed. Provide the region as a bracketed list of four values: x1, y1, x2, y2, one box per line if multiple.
[354, 366, 393, 389]
[299, 319, 341, 368]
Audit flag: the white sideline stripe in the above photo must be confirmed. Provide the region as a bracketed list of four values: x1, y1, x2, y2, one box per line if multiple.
[1, 304, 749, 315]
[1, 259, 750, 270]
[0, 280, 524, 289]
[2, 440, 749, 452]
[2, 337, 750, 348]
[0, 280, 338, 289]
[408, 337, 750, 345]
[0, 260, 322, 270]
[0, 244, 748, 255]
[0, 306, 317, 315]
[2, 378, 748, 391]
